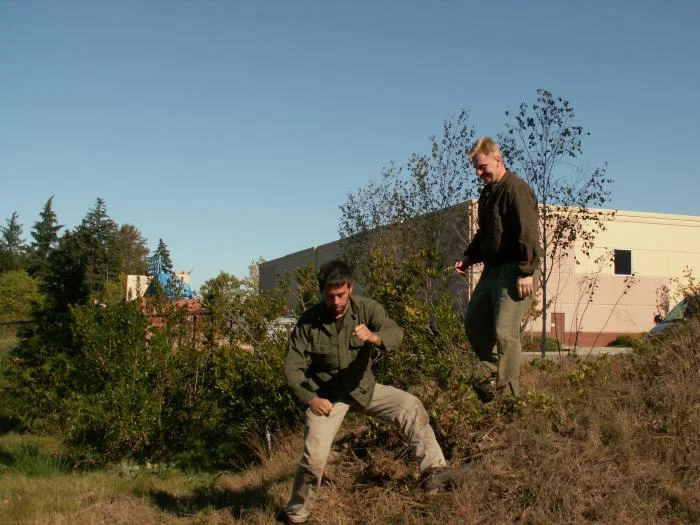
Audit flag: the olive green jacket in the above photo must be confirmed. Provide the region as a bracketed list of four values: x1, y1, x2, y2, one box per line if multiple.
[283, 295, 403, 408]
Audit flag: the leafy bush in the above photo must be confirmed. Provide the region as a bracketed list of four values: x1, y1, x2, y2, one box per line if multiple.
[527, 356, 561, 373]
[607, 334, 642, 348]
[360, 247, 475, 391]
[521, 335, 561, 353]
[0, 270, 42, 322]
[3, 286, 301, 469]
[64, 299, 172, 461]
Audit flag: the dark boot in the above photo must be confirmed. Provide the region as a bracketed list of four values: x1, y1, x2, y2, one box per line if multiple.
[421, 464, 473, 494]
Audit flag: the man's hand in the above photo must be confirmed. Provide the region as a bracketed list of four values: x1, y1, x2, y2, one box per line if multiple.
[454, 260, 467, 276]
[309, 397, 333, 416]
[517, 275, 534, 299]
[352, 324, 382, 347]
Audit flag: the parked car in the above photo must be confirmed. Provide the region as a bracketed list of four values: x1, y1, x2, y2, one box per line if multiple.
[648, 294, 699, 337]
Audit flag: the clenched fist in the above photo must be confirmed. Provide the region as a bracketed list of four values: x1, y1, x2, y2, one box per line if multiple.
[352, 324, 382, 347]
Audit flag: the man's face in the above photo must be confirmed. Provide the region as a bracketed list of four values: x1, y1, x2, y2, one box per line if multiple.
[472, 152, 505, 185]
[322, 283, 353, 319]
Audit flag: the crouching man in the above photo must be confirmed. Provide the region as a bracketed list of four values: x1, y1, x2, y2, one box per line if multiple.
[282, 260, 461, 523]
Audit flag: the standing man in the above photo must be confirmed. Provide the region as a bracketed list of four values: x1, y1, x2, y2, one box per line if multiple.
[283, 260, 460, 524]
[455, 137, 541, 399]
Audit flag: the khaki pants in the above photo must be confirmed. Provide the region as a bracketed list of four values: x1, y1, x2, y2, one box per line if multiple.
[465, 263, 538, 396]
[284, 383, 446, 523]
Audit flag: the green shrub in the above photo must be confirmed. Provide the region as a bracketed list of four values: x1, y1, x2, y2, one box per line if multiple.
[527, 357, 561, 372]
[361, 247, 475, 391]
[60, 299, 173, 461]
[607, 334, 642, 348]
[2, 308, 76, 434]
[521, 335, 562, 353]
[2, 286, 300, 469]
[0, 270, 43, 323]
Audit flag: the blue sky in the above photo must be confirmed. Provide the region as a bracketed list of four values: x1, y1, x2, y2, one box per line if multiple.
[2, 1, 698, 289]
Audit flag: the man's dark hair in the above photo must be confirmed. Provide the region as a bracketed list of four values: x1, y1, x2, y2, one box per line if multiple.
[317, 259, 353, 291]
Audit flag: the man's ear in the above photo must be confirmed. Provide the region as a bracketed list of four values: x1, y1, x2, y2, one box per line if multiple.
[348, 283, 354, 296]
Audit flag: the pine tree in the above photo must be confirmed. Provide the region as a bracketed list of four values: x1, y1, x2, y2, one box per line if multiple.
[77, 198, 119, 294]
[152, 238, 173, 274]
[41, 198, 119, 310]
[29, 196, 63, 279]
[42, 230, 90, 311]
[0, 211, 27, 272]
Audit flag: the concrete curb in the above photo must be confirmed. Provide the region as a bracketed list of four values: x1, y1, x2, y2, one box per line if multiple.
[522, 346, 633, 360]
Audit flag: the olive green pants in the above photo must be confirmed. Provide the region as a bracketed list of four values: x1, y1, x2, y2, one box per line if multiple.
[284, 384, 446, 523]
[465, 263, 538, 396]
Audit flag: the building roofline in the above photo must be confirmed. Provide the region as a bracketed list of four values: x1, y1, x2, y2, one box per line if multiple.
[261, 203, 700, 267]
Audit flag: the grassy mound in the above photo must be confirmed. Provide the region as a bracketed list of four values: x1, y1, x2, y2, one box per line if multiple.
[1, 320, 698, 523]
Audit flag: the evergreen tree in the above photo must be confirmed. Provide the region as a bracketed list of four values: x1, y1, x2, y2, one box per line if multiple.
[29, 196, 63, 279]
[0, 211, 27, 272]
[77, 198, 119, 294]
[42, 231, 90, 311]
[41, 198, 119, 311]
[152, 238, 173, 274]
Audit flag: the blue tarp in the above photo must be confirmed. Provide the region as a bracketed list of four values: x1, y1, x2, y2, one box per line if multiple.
[145, 272, 195, 299]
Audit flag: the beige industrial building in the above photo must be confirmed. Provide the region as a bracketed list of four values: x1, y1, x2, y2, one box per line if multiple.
[535, 208, 700, 346]
[260, 204, 700, 347]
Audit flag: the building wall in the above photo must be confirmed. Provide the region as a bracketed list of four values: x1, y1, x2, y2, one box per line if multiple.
[540, 209, 700, 345]
[125, 274, 151, 301]
[260, 202, 474, 310]
[260, 206, 700, 347]
[259, 241, 344, 308]
[575, 210, 700, 280]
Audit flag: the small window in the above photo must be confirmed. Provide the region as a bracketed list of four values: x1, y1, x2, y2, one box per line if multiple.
[614, 249, 632, 275]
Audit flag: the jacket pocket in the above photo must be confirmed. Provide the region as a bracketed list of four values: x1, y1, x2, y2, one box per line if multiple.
[309, 347, 338, 370]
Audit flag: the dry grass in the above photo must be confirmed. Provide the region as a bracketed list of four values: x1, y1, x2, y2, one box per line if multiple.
[1, 320, 699, 524]
[0, 327, 17, 355]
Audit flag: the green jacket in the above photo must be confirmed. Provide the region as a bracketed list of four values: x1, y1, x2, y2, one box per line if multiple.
[464, 170, 542, 276]
[284, 295, 403, 408]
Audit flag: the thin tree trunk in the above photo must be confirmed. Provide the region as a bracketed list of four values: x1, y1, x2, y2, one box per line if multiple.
[541, 213, 548, 357]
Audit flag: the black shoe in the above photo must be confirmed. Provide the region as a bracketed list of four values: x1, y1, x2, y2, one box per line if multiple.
[275, 508, 306, 524]
[421, 464, 472, 494]
[473, 381, 497, 404]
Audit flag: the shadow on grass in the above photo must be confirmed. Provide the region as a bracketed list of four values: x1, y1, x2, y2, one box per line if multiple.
[0, 450, 14, 467]
[0, 414, 22, 434]
[145, 473, 290, 518]
[330, 426, 421, 492]
[353, 469, 415, 491]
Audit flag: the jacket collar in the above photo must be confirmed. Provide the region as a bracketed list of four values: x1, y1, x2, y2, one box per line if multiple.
[315, 296, 359, 334]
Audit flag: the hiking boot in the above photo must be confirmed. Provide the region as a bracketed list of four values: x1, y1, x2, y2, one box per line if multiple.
[421, 464, 472, 494]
